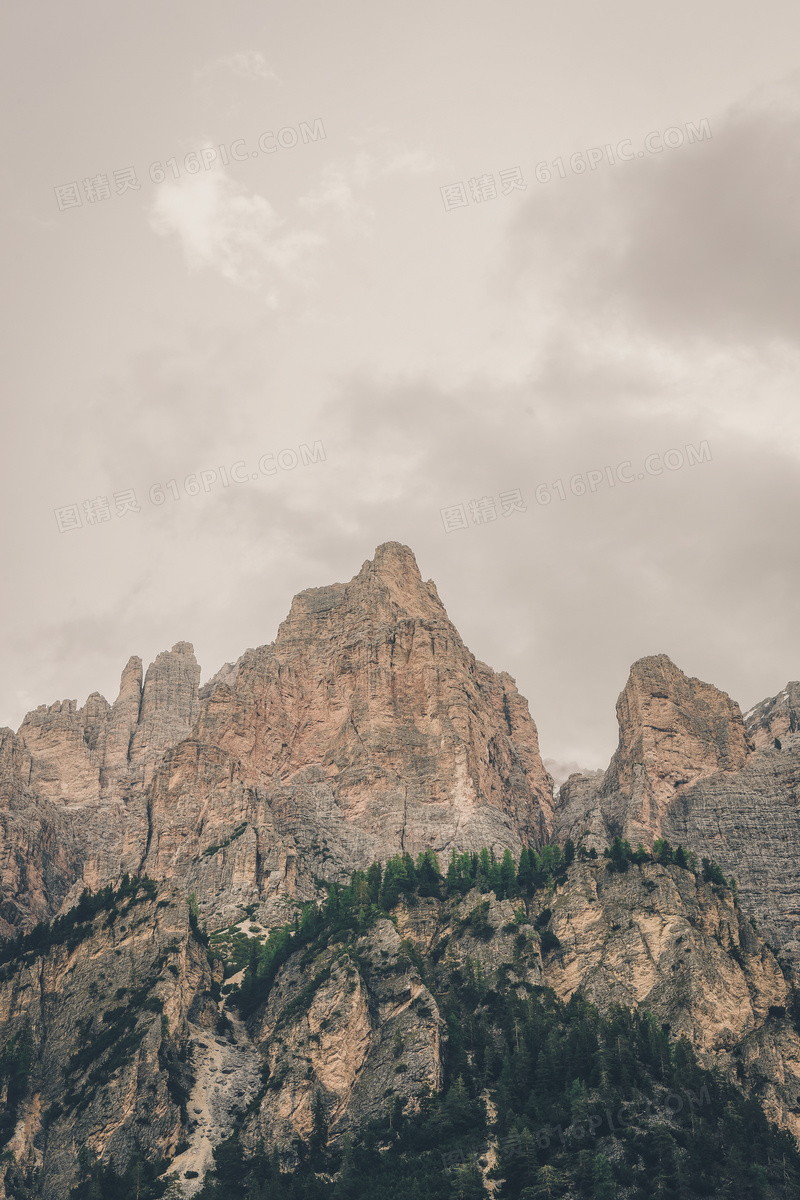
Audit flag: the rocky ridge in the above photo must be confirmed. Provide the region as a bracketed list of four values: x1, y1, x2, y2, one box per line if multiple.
[238, 859, 800, 1164]
[1, 544, 554, 934]
[0, 881, 218, 1199]
[553, 655, 800, 974]
[2, 543, 800, 1194]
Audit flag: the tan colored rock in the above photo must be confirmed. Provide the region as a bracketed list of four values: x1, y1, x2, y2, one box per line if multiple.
[242, 914, 442, 1160]
[2, 546, 554, 933]
[537, 860, 800, 1140]
[189, 543, 553, 895]
[129, 642, 200, 787]
[604, 653, 751, 829]
[553, 657, 800, 974]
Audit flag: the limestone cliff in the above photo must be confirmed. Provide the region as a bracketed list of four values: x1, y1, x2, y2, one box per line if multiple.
[0, 881, 220, 1200]
[228, 857, 800, 1176]
[1, 544, 554, 934]
[553, 655, 800, 974]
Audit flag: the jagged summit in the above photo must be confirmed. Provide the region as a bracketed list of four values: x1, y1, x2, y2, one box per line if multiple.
[4, 550, 800, 1197]
[553, 652, 800, 974]
[2, 545, 553, 935]
[745, 679, 800, 750]
[607, 652, 751, 806]
[277, 541, 445, 640]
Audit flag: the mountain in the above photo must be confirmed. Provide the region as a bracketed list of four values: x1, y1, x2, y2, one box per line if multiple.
[4, 851, 800, 1199]
[0, 544, 553, 938]
[552, 654, 800, 974]
[1, 544, 800, 1198]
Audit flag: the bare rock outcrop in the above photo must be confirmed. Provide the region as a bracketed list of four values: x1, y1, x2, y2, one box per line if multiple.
[0, 545, 554, 934]
[0, 883, 218, 1200]
[138, 543, 554, 921]
[553, 656, 800, 973]
[242, 915, 442, 1161]
[745, 681, 800, 751]
[1, 648, 201, 932]
[538, 859, 800, 1142]
[238, 860, 800, 1164]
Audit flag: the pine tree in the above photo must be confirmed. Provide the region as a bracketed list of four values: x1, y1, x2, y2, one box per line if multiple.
[447, 849, 461, 894]
[592, 1152, 616, 1200]
[366, 861, 382, 904]
[478, 848, 492, 892]
[500, 849, 517, 899]
[450, 1162, 487, 1199]
[526, 1162, 567, 1199]
[415, 848, 442, 897]
[517, 847, 534, 893]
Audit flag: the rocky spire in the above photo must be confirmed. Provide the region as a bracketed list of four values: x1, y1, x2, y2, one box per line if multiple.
[129, 642, 200, 785]
[604, 652, 751, 807]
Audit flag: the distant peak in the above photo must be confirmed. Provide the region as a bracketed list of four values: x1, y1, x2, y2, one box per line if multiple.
[365, 542, 421, 576]
[170, 641, 196, 657]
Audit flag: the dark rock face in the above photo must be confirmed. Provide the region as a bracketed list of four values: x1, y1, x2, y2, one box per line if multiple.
[0, 886, 218, 1199]
[553, 655, 800, 973]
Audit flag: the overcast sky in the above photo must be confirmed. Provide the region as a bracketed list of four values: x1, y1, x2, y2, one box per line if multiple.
[2, 1, 799, 777]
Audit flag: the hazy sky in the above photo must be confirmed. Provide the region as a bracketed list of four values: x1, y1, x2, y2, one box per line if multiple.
[2, 1, 799, 776]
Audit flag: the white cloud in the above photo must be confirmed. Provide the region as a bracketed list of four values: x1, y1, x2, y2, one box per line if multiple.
[298, 165, 373, 227]
[148, 170, 323, 291]
[194, 51, 279, 84]
[297, 144, 436, 228]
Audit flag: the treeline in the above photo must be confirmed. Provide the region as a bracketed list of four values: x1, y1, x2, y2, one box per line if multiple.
[235, 844, 571, 1017]
[0, 874, 159, 971]
[601, 837, 734, 890]
[235, 838, 730, 1019]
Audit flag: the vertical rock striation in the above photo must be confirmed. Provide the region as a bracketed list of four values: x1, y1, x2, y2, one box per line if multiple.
[553, 655, 800, 972]
[1, 545, 554, 932]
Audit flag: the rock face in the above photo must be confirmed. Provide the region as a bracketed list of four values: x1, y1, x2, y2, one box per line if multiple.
[4, 859, 800, 1196]
[539, 859, 800, 1143]
[0, 544, 554, 934]
[745, 681, 800, 751]
[605, 654, 751, 815]
[234, 861, 800, 1166]
[2, 547, 800, 1194]
[0, 883, 219, 1200]
[175, 542, 553, 919]
[553, 655, 800, 973]
[0, 645, 201, 936]
[242, 915, 443, 1160]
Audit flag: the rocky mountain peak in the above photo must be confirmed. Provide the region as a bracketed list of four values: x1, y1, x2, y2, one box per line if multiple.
[606, 652, 751, 805]
[129, 642, 200, 785]
[745, 680, 800, 750]
[275, 542, 445, 649]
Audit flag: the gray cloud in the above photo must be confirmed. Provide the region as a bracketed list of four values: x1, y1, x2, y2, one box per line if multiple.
[3, 17, 799, 776]
[508, 84, 800, 348]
